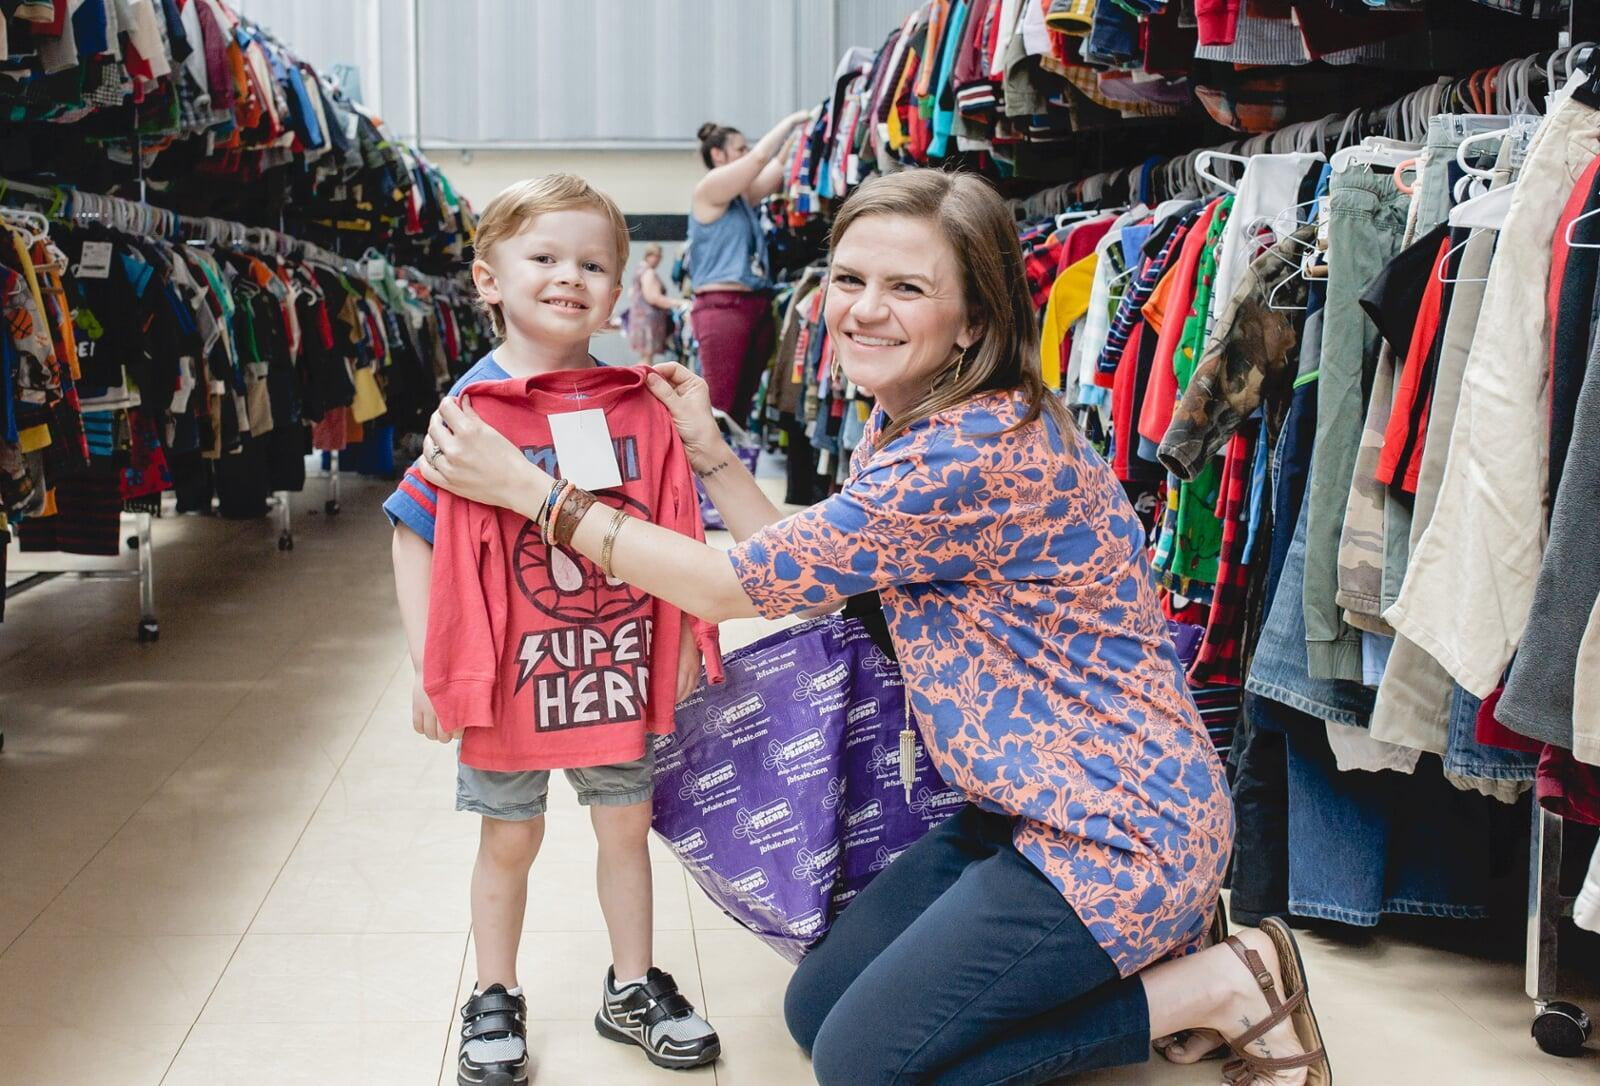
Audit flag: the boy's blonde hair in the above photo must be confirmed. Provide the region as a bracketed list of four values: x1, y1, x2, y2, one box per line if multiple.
[472, 174, 631, 337]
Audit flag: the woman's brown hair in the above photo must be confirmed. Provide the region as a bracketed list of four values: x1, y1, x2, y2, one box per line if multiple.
[697, 122, 742, 169]
[828, 169, 1072, 446]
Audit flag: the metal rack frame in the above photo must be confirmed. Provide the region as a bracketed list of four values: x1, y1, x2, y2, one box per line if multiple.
[5, 508, 158, 642]
[325, 450, 342, 516]
[1526, 804, 1594, 1056]
[1522, 13, 1596, 1060]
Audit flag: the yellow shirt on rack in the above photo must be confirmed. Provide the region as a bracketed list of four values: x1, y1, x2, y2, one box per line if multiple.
[1038, 252, 1098, 390]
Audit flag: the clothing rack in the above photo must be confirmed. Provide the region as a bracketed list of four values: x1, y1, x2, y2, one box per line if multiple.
[1526, 7, 1596, 1057]
[0, 177, 369, 280]
[998, 40, 1600, 1060]
[0, 178, 382, 628]
[1008, 43, 1598, 219]
[4, 508, 158, 642]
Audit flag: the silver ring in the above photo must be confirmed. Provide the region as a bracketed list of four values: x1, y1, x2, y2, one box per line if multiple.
[427, 444, 445, 464]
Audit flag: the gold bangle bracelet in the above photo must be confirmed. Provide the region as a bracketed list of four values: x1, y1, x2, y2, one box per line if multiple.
[599, 507, 629, 578]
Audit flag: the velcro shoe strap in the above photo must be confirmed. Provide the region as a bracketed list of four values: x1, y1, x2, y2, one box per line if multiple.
[641, 992, 695, 1027]
[463, 991, 526, 1020]
[641, 972, 681, 1002]
[462, 1011, 524, 1043]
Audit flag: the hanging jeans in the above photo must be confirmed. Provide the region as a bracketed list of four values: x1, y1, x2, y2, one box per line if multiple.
[1247, 482, 1375, 727]
[1283, 714, 1496, 926]
[785, 805, 1152, 1086]
[1442, 683, 1535, 784]
[1228, 301, 1323, 925]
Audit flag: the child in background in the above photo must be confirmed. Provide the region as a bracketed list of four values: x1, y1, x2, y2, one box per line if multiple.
[386, 175, 723, 1085]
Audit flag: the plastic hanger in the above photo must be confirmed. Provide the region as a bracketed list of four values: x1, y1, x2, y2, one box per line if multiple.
[1436, 226, 1493, 285]
[1054, 208, 1102, 229]
[1393, 159, 1419, 195]
[1564, 203, 1600, 250]
[1267, 264, 1309, 312]
[1450, 184, 1515, 232]
[1330, 136, 1420, 175]
[1195, 150, 1248, 195]
[0, 206, 51, 248]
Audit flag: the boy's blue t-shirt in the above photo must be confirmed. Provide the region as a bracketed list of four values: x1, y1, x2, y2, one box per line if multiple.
[382, 353, 510, 545]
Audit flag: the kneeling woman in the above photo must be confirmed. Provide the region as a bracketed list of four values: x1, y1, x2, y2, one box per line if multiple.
[420, 170, 1332, 1086]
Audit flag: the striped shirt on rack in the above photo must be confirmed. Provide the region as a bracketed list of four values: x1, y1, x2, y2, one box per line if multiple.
[1096, 205, 1202, 380]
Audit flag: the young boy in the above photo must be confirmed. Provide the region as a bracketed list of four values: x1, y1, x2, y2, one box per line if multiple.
[386, 175, 722, 1085]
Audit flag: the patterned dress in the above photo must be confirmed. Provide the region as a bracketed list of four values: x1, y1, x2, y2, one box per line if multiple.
[627, 264, 674, 359]
[728, 391, 1234, 976]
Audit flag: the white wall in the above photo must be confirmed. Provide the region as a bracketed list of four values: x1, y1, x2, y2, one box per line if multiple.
[438, 148, 704, 217]
[238, 1, 923, 148]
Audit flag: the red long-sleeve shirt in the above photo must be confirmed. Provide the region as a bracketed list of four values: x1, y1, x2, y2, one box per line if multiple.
[425, 366, 724, 771]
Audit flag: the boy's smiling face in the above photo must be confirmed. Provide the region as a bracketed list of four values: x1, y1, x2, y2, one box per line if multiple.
[473, 208, 624, 346]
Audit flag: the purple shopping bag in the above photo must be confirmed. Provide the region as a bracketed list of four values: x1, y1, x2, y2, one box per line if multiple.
[1167, 620, 1204, 669]
[652, 615, 961, 961]
[697, 444, 762, 532]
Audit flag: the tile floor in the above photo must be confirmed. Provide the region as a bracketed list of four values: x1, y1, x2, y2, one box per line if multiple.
[1, 474, 1596, 1085]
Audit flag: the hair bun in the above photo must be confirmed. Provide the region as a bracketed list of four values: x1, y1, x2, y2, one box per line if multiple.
[697, 122, 720, 143]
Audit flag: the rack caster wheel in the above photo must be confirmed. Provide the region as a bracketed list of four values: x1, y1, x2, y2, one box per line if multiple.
[137, 618, 160, 644]
[278, 531, 294, 552]
[1533, 1002, 1592, 1057]
[324, 500, 341, 516]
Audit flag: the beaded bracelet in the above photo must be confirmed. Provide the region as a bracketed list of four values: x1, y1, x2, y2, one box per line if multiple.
[539, 479, 569, 544]
[552, 487, 598, 550]
[599, 507, 630, 578]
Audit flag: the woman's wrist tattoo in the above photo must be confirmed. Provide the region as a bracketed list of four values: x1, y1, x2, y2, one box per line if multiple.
[695, 459, 733, 480]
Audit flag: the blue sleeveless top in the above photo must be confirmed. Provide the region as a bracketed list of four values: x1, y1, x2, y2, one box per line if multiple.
[687, 196, 770, 291]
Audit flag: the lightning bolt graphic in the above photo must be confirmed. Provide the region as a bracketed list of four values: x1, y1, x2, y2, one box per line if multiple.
[515, 632, 544, 691]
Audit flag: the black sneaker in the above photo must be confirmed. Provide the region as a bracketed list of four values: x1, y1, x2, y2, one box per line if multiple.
[594, 966, 721, 1070]
[458, 983, 529, 1086]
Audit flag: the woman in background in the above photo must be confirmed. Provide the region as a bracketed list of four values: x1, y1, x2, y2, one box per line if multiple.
[688, 112, 810, 425]
[627, 242, 678, 363]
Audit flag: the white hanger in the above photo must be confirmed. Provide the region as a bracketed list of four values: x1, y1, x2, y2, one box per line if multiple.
[1436, 226, 1491, 285]
[1448, 184, 1516, 232]
[1195, 150, 1248, 195]
[1330, 136, 1419, 174]
[1563, 203, 1600, 250]
[1267, 266, 1309, 312]
[0, 206, 51, 247]
[1054, 208, 1100, 229]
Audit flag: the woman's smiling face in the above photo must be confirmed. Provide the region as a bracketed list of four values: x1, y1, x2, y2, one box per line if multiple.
[825, 213, 978, 421]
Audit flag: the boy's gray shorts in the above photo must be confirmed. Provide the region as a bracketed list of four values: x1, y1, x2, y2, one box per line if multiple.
[456, 750, 655, 820]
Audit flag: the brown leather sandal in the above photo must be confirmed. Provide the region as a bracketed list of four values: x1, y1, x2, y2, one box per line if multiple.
[1152, 897, 1232, 1064]
[1219, 917, 1332, 1085]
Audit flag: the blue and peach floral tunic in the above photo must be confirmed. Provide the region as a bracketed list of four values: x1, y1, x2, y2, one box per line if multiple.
[729, 391, 1234, 976]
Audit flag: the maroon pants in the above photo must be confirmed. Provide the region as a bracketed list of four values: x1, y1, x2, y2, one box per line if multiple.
[691, 290, 776, 425]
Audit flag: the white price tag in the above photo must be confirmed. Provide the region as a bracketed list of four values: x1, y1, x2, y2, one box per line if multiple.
[548, 409, 623, 491]
[76, 241, 114, 280]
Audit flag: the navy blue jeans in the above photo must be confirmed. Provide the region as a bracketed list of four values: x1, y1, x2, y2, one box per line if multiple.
[784, 805, 1150, 1086]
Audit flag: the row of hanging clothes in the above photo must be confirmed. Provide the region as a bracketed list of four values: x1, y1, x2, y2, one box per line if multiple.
[0, 0, 476, 268]
[0, 180, 491, 585]
[754, 266, 859, 508]
[762, 0, 1567, 236]
[1017, 43, 1600, 935]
